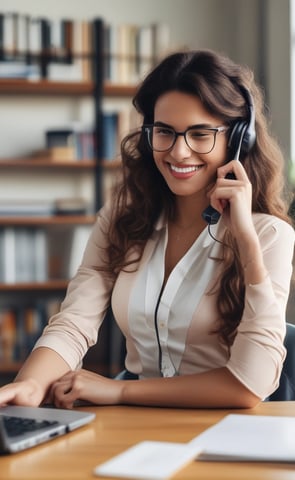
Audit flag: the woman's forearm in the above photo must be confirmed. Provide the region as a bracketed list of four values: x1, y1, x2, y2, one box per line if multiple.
[120, 367, 260, 409]
[0, 347, 71, 407]
[15, 347, 71, 397]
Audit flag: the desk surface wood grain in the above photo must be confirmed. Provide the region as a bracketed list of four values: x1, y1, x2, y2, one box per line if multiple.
[1, 401, 295, 480]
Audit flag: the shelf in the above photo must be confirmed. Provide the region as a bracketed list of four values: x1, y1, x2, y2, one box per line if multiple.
[105, 83, 137, 97]
[101, 159, 122, 169]
[0, 158, 96, 168]
[0, 79, 93, 95]
[0, 279, 68, 291]
[0, 362, 22, 373]
[0, 158, 123, 170]
[0, 79, 136, 97]
[0, 215, 96, 226]
[0, 158, 123, 168]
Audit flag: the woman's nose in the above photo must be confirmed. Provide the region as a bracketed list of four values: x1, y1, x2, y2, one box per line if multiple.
[169, 135, 192, 161]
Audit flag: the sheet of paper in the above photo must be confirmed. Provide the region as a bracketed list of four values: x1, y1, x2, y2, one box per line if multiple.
[93, 440, 202, 480]
[189, 414, 295, 462]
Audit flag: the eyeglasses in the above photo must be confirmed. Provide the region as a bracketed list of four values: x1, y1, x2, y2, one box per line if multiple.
[143, 124, 229, 154]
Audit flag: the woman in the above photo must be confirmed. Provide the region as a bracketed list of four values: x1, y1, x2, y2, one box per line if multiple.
[0, 49, 294, 409]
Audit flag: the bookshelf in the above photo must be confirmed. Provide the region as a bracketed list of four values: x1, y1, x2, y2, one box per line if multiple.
[0, 80, 138, 380]
[0, 13, 168, 382]
[0, 79, 136, 97]
[0, 77, 96, 380]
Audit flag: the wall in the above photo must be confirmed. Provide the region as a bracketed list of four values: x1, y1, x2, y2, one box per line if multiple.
[264, 0, 291, 163]
[0, 0, 291, 159]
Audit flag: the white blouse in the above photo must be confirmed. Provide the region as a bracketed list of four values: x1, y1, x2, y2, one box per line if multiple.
[128, 223, 218, 378]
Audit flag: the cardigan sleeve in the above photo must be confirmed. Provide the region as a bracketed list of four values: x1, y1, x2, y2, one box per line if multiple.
[226, 215, 295, 399]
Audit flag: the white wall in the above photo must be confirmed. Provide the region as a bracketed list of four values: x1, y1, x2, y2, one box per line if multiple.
[264, 0, 291, 162]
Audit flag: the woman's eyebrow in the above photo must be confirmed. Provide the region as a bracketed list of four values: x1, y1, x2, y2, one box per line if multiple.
[153, 121, 172, 127]
[153, 121, 218, 129]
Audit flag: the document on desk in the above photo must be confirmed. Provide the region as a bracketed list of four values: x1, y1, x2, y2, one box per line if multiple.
[93, 441, 202, 480]
[189, 414, 295, 462]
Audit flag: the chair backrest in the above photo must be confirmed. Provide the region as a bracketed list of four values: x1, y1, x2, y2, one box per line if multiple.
[268, 322, 295, 401]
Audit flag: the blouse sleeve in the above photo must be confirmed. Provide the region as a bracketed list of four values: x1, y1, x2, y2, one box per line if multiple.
[33, 205, 114, 370]
[226, 215, 295, 399]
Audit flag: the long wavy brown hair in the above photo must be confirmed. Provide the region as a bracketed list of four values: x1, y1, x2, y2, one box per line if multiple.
[101, 49, 292, 346]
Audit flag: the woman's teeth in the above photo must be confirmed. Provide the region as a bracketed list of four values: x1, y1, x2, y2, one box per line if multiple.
[170, 164, 203, 173]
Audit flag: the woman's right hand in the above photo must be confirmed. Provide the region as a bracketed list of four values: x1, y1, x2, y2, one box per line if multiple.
[0, 378, 44, 407]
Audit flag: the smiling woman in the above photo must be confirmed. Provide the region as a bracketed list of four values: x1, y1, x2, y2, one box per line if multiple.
[0, 49, 294, 410]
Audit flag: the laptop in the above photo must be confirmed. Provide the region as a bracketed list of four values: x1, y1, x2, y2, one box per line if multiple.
[0, 405, 95, 454]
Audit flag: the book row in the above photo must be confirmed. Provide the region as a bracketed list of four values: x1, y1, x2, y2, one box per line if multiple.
[0, 300, 61, 363]
[0, 12, 170, 84]
[0, 198, 90, 217]
[0, 225, 92, 284]
[0, 227, 48, 283]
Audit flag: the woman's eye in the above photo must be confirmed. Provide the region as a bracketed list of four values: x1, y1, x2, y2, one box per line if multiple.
[189, 129, 212, 141]
[155, 128, 174, 136]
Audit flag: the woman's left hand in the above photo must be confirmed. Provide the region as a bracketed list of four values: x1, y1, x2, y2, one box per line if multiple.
[50, 369, 123, 409]
[208, 160, 255, 238]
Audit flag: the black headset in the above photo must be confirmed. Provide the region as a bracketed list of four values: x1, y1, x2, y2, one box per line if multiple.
[202, 86, 257, 225]
[227, 86, 256, 160]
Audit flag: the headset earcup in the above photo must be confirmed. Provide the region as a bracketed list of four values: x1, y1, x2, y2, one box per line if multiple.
[227, 121, 247, 159]
[228, 88, 257, 160]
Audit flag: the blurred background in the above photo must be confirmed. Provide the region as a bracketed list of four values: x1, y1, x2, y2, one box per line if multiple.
[0, 0, 294, 382]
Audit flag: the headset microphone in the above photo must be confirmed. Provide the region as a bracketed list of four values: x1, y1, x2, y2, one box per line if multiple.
[202, 87, 256, 225]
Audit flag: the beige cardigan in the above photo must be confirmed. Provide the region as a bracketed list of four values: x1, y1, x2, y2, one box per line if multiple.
[34, 207, 295, 400]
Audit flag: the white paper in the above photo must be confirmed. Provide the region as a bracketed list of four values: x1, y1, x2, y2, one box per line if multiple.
[93, 440, 202, 480]
[189, 414, 295, 462]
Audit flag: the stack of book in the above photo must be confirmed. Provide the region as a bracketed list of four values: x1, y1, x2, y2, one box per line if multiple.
[0, 200, 54, 217]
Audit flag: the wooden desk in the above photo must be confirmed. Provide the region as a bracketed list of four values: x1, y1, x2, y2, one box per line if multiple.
[1, 401, 295, 479]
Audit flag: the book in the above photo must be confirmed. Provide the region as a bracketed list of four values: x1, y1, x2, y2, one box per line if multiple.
[54, 197, 89, 215]
[68, 225, 92, 278]
[1, 12, 17, 60]
[81, 20, 92, 82]
[0, 61, 38, 78]
[40, 17, 51, 78]
[0, 307, 17, 361]
[137, 25, 153, 80]
[14, 228, 35, 282]
[2, 227, 16, 283]
[100, 111, 119, 160]
[152, 23, 170, 62]
[0, 200, 54, 216]
[24, 304, 44, 352]
[33, 228, 48, 282]
[48, 19, 85, 82]
[189, 414, 295, 462]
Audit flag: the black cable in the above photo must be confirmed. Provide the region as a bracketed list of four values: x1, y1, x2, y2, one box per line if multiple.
[208, 223, 236, 256]
[154, 284, 165, 376]
[207, 223, 224, 245]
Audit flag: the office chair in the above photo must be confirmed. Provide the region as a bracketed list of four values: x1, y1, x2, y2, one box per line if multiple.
[268, 322, 295, 401]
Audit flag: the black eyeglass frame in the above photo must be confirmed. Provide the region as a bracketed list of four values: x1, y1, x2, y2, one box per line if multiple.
[142, 124, 229, 154]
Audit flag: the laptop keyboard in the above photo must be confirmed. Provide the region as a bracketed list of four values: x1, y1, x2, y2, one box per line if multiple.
[3, 416, 59, 437]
